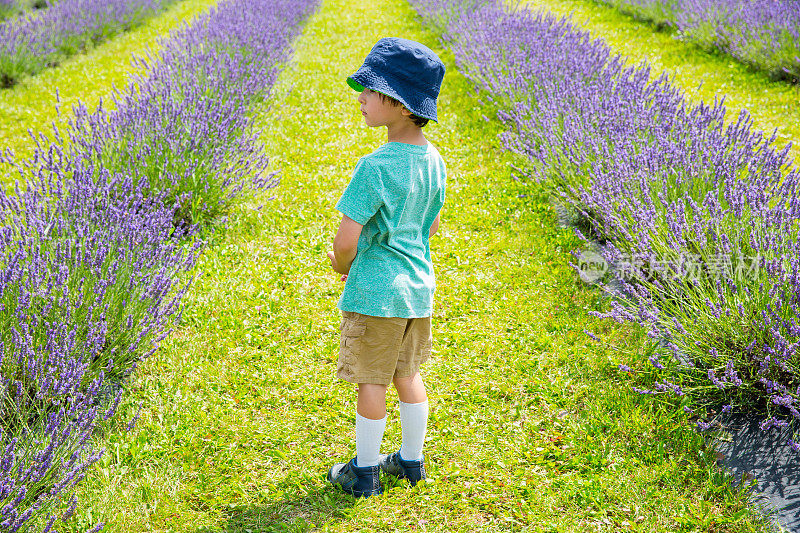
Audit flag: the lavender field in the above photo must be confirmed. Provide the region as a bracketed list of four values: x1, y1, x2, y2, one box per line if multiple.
[410, 0, 800, 449]
[0, 0, 316, 529]
[0, 0, 796, 529]
[0, 0, 179, 87]
[597, 0, 800, 82]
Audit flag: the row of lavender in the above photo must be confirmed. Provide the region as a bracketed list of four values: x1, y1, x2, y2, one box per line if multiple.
[0, 0, 316, 529]
[0, 0, 178, 88]
[411, 0, 800, 447]
[599, 0, 800, 82]
[0, 1, 49, 24]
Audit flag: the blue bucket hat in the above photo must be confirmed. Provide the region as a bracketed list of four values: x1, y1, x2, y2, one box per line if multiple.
[347, 37, 445, 123]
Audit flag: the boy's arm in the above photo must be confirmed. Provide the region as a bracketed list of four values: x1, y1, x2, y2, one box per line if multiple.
[331, 215, 363, 275]
[429, 212, 441, 238]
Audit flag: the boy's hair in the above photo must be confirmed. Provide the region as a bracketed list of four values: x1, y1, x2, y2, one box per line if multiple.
[377, 92, 430, 127]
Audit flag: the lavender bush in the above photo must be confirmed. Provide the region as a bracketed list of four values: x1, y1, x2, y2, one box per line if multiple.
[0, 167, 197, 532]
[411, 0, 800, 447]
[64, 0, 312, 227]
[0, 0, 177, 88]
[598, 0, 800, 82]
[0, 0, 318, 528]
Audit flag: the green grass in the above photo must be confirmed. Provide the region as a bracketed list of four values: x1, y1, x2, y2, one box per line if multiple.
[0, 0, 220, 184]
[525, 0, 800, 165]
[0, 4, 14, 23]
[59, 0, 778, 531]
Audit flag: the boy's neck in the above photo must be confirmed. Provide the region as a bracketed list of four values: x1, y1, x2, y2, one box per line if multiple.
[386, 121, 427, 146]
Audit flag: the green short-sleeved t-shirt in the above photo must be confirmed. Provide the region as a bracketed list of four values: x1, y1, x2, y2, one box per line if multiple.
[335, 141, 446, 318]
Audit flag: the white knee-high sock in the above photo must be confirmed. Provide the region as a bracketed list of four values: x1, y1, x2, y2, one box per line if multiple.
[355, 412, 386, 467]
[399, 400, 428, 461]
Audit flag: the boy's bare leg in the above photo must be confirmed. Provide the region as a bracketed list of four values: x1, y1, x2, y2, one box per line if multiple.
[355, 384, 388, 467]
[393, 372, 428, 461]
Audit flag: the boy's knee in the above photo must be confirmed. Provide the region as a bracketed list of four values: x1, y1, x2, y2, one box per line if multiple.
[393, 373, 427, 404]
[357, 383, 389, 419]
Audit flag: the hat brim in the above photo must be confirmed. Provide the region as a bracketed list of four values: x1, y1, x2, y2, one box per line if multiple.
[347, 77, 364, 92]
[348, 75, 407, 112]
[346, 71, 438, 123]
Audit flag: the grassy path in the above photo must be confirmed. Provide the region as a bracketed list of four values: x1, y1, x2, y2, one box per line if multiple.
[526, 0, 800, 164]
[66, 0, 772, 531]
[0, 0, 220, 183]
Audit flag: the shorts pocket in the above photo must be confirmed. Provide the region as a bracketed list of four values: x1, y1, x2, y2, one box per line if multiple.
[342, 321, 366, 350]
[340, 320, 367, 370]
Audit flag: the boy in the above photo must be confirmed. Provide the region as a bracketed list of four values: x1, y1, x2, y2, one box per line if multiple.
[325, 37, 446, 498]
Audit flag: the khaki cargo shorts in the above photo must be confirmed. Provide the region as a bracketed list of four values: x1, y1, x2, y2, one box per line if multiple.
[338, 310, 432, 386]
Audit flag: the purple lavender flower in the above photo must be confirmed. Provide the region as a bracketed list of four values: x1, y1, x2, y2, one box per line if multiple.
[708, 369, 726, 389]
[654, 380, 684, 396]
[583, 328, 601, 341]
[760, 417, 790, 431]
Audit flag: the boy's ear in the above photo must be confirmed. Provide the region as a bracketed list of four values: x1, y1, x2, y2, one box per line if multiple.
[400, 107, 412, 116]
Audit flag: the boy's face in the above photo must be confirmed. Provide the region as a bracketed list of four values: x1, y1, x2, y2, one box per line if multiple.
[358, 88, 410, 128]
